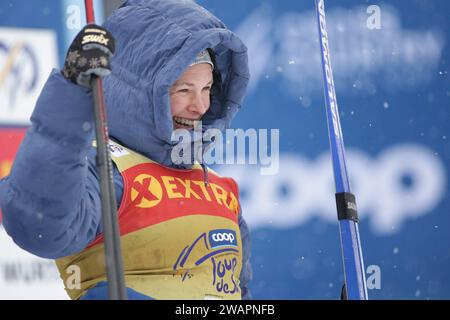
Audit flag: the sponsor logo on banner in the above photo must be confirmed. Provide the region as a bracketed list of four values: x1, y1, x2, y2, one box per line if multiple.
[218, 144, 447, 235]
[0, 128, 27, 223]
[0, 128, 26, 178]
[237, 5, 444, 96]
[0, 27, 58, 125]
[0, 227, 69, 299]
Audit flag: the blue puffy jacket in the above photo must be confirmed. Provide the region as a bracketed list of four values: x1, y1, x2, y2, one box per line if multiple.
[0, 0, 252, 299]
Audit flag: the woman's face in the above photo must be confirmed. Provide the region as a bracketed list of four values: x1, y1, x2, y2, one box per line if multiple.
[169, 63, 213, 130]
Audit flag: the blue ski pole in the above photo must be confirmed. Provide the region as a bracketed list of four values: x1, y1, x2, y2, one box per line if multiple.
[314, 0, 368, 300]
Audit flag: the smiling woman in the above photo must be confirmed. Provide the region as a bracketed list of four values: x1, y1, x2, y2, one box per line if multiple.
[170, 62, 214, 130]
[0, 0, 252, 300]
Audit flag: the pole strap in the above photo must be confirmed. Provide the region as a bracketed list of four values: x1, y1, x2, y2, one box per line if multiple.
[335, 192, 359, 222]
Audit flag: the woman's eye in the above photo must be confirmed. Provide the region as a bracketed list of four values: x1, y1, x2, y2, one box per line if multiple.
[203, 87, 211, 91]
[177, 89, 189, 93]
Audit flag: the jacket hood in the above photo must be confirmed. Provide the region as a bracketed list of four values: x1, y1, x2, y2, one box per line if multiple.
[102, 0, 250, 168]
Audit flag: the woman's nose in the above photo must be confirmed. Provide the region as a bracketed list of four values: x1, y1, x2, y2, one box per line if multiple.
[188, 93, 208, 115]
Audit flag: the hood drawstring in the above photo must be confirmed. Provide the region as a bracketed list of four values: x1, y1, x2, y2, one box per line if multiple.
[200, 163, 209, 187]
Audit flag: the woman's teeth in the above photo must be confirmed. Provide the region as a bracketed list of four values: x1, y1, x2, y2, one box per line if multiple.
[173, 116, 197, 128]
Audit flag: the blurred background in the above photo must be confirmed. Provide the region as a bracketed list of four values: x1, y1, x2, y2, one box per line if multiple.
[0, 0, 449, 299]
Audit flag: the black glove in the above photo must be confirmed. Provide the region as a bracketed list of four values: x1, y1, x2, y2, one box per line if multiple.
[62, 24, 115, 88]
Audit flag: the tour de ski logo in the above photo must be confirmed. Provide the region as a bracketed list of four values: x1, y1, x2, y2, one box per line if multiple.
[172, 230, 240, 295]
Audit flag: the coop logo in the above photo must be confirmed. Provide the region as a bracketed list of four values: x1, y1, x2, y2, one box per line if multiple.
[209, 229, 237, 248]
[218, 143, 447, 235]
[130, 174, 163, 208]
[0, 28, 57, 125]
